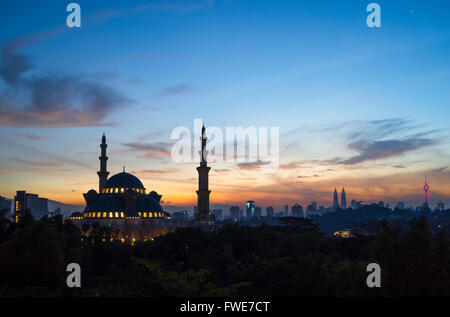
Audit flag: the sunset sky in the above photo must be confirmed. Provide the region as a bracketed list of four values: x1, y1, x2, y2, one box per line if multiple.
[0, 0, 449, 213]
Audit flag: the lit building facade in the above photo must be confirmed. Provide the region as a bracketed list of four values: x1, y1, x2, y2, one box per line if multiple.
[14, 191, 48, 222]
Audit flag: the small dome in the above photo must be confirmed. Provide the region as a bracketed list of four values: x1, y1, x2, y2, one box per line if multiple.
[137, 195, 164, 213]
[104, 172, 144, 189]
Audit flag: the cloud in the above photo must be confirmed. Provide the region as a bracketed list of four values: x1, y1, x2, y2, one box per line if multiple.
[137, 168, 179, 174]
[431, 166, 447, 173]
[340, 138, 435, 165]
[0, 50, 131, 128]
[236, 160, 271, 170]
[122, 142, 173, 159]
[154, 84, 192, 97]
[13, 133, 44, 140]
[323, 119, 442, 165]
[12, 157, 63, 167]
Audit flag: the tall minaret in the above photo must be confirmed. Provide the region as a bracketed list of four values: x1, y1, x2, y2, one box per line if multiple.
[195, 125, 212, 222]
[341, 188, 347, 209]
[97, 133, 109, 193]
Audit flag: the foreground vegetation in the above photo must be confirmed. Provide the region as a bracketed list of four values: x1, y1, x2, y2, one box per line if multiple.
[0, 208, 449, 296]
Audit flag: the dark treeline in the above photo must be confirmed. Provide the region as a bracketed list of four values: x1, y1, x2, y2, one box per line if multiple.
[0, 208, 449, 296]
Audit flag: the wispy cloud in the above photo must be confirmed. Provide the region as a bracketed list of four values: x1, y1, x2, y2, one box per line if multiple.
[122, 142, 173, 159]
[236, 160, 271, 170]
[325, 119, 442, 165]
[0, 49, 131, 128]
[153, 84, 192, 97]
[12, 157, 63, 167]
[340, 138, 435, 165]
[13, 133, 44, 140]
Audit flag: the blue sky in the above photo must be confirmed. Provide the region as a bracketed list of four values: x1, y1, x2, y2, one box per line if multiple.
[0, 0, 449, 211]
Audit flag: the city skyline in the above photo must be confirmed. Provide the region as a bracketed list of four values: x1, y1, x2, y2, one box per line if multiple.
[1, 0, 450, 210]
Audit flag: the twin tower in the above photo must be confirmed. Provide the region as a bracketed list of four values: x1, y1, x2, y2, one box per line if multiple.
[333, 187, 347, 210]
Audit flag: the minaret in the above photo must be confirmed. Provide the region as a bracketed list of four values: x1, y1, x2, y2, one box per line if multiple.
[341, 188, 347, 209]
[97, 133, 109, 193]
[195, 125, 213, 224]
[333, 188, 339, 211]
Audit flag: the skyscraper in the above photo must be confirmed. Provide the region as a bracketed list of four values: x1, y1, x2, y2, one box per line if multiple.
[341, 188, 347, 209]
[246, 201, 256, 218]
[266, 206, 274, 218]
[332, 188, 339, 211]
[291, 203, 303, 217]
[230, 206, 240, 218]
[255, 206, 262, 218]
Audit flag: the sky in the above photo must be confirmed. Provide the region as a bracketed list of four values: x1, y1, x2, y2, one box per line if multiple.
[0, 0, 449, 213]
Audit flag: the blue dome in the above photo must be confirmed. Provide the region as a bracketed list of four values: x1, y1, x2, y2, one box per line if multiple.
[89, 195, 123, 212]
[137, 195, 164, 213]
[104, 172, 144, 189]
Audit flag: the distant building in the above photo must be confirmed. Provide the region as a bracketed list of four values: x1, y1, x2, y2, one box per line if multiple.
[211, 209, 222, 221]
[284, 205, 289, 216]
[306, 203, 321, 217]
[351, 200, 363, 210]
[291, 203, 303, 217]
[396, 202, 405, 210]
[230, 206, 240, 219]
[341, 188, 347, 209]
[438, 201, 445, 212]
[246, 201, 256, 218]
[266, 206, 274, 218]
[255, 206, 262, 219]
[378, 201, 384, 208]
[172, 210, 190, 221]
[14, 191, 49, 222]
[0, 196, 11, 214]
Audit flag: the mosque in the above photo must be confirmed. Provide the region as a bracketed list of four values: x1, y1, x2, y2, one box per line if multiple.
[69, 129, 214, 241]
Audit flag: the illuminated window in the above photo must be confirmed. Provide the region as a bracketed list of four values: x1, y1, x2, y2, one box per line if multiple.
[96, 212, 100, 218]
[149, 212, 153, 218]
[109, 212, 113, 218]
[120, 212, 124, 217]
[114, 188, 118, 193]
[115, 212, 119, 218]
[138, 212, 141, 217]
[143, 212, 147, 218]
[103, 212, 107, 218]
[120, 188, 124, 193]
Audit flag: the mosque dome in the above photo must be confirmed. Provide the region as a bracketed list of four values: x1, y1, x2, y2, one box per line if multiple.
[104, 172, 144, 190]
